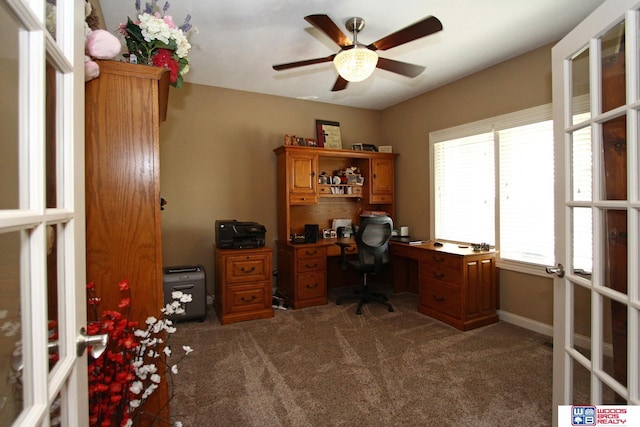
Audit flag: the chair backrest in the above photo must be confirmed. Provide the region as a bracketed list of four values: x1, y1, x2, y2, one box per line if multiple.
[356, 215, 393, 273]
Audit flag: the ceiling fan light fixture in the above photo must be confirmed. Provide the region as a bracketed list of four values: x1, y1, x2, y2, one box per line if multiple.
[333, 46, 379, 82]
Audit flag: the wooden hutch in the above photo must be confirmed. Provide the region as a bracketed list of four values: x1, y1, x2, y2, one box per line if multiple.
[274, 145, 397, 309]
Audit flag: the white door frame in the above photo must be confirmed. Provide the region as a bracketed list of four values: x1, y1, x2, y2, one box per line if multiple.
[1, 0, 88, 425]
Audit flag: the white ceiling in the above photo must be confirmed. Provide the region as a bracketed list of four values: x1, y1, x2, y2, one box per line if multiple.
[100, 0, 606, 111]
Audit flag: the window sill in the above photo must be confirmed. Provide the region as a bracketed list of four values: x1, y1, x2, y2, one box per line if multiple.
[496, 259, 554, 279]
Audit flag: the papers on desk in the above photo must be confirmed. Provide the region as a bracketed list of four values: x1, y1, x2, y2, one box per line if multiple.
[408, 240, 424, 245]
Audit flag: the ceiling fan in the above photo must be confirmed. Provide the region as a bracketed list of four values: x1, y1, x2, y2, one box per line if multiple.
[272, 14, 443, 91]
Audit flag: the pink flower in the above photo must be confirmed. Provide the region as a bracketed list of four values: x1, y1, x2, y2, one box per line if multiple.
[163, 15, 177, 29]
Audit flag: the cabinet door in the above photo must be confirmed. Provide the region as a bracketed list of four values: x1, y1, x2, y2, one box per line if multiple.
[289, 152, 318, 203]
[464, 257, 496, 318]
[370, 157, 394, 203]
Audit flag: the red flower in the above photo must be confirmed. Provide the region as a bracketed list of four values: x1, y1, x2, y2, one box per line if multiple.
[118, 280, 129, 291]
[151, 48, 179, 83]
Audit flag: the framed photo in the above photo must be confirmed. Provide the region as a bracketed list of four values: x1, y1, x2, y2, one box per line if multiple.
[362, 144, 378, 152]
[296, 137, 307, 146]
[351, 143, 363, 151]
[305, 138, 318, 147]
[316, 120, 342, 149]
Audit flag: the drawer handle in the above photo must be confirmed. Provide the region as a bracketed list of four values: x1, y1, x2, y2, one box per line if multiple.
[241, 295, 257, 303]
[432, 272, 445, 279]
[305, 250, 318, 256]
[306, 283, 318, 289]
[240, 266, 256, 274]
[305, 263, 318, 268]
[432, 294, 445, 302]
[433, 256, 445, 262]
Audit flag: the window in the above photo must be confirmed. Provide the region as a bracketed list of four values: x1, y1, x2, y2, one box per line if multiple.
[430, 105, 555, 272]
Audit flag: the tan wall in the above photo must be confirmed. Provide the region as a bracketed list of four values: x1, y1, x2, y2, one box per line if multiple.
[160, 44, 556, 327]
[160, 86, 382, 291]
[379, 43, 556, 325]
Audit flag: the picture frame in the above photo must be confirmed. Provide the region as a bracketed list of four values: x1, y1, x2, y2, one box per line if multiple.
[351, 143, 363, 151]
[316, 120, 342, 149]
[305, 138, 318, 147]
[296, 137, 307, 146]
[362, 144, 378, 152]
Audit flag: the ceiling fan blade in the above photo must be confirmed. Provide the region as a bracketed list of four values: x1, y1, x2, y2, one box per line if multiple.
[376, 57, 426, 78]
[331, 76, 349, 92]
[273, 55, 336, 71]
[305, 14, 352, 47]
[368, 16, 442, 51]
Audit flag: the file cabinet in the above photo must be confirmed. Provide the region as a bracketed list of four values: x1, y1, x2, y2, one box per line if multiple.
[214, 246, 274, 325]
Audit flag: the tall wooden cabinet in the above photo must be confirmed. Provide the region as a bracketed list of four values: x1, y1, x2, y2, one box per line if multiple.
[274, 145, 397, 308]
[85, 60, 170, 418]
[85, 60, 169, 324]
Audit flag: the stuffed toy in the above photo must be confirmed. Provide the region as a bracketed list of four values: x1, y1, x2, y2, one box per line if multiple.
[84, 0, 121, 81]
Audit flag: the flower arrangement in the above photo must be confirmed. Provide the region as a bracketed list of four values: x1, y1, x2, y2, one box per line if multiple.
[87, 280, 193, 427]
[118, 0, 193, 88]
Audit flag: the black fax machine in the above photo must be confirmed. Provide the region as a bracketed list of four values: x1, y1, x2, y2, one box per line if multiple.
[215, 220, 266, 249]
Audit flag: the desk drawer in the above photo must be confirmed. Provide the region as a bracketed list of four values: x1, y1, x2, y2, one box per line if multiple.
[225, 253, 271, 284]
[420, 263, 461, 286]
[425, 252, 462, 269]
[224, 282, 270, 313]
[326, 243, 357, 257]
[295, 246, 326, 259]
[421, 280, 461, 318]
[297, 272, 326, 300]
[296, 256, 326, 272]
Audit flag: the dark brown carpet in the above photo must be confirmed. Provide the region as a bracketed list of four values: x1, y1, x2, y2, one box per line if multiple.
[169, 289, 552, 426]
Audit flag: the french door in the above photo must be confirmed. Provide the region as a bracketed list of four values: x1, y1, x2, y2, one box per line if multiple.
[0, 1, 88, 426]
[552, 0, 640, 425]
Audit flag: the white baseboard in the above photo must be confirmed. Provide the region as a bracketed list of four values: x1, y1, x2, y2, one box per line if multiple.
[498, 310, 613, 357]
[498, 310, 553, 337]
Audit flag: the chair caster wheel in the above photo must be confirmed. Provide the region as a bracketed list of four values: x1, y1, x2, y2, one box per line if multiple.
[356, 310, 362, 315]
[388, 307, 394, 312]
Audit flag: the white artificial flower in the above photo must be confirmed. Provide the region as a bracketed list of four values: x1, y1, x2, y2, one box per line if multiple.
[174, 422, 183, 427]
[164, 346, 172, 357]
[130, 381, 143, 394]
[166, 326, 177, 333]
[175, 307, 185, 315]
[183, 345, 193, 355]
[172, 291, 184, 300]
[171, 364, 178, 374]
[151, 373, 162, 384]
[145, 316, 157, 325]
[180, 294, 193, 303]
[143, 383, 158, 399]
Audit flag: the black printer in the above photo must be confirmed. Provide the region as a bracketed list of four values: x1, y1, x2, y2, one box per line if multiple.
[215, 220, 266, 249]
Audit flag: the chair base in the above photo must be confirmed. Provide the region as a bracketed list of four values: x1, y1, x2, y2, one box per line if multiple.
[336, 288, 394, 315]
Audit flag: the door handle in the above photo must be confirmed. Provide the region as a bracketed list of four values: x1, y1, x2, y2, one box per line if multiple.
[77, 327, 109, 358]
[545, 263, 565, 278]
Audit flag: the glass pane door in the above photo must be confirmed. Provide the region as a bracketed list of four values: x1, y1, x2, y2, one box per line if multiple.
[552, 1, 640, 425]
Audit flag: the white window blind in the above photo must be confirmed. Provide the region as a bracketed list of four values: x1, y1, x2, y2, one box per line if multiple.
[498, 121, 554, 265]
[433, 133, 495, 244]
[430, 104, 556, 268]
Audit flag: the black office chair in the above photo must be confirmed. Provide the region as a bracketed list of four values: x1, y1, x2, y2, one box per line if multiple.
[336, 215, 394, 315]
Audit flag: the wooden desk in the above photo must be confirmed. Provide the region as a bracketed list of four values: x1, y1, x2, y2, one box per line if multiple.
[390, 241, 498, 330]
[277, 239, 498, 331]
